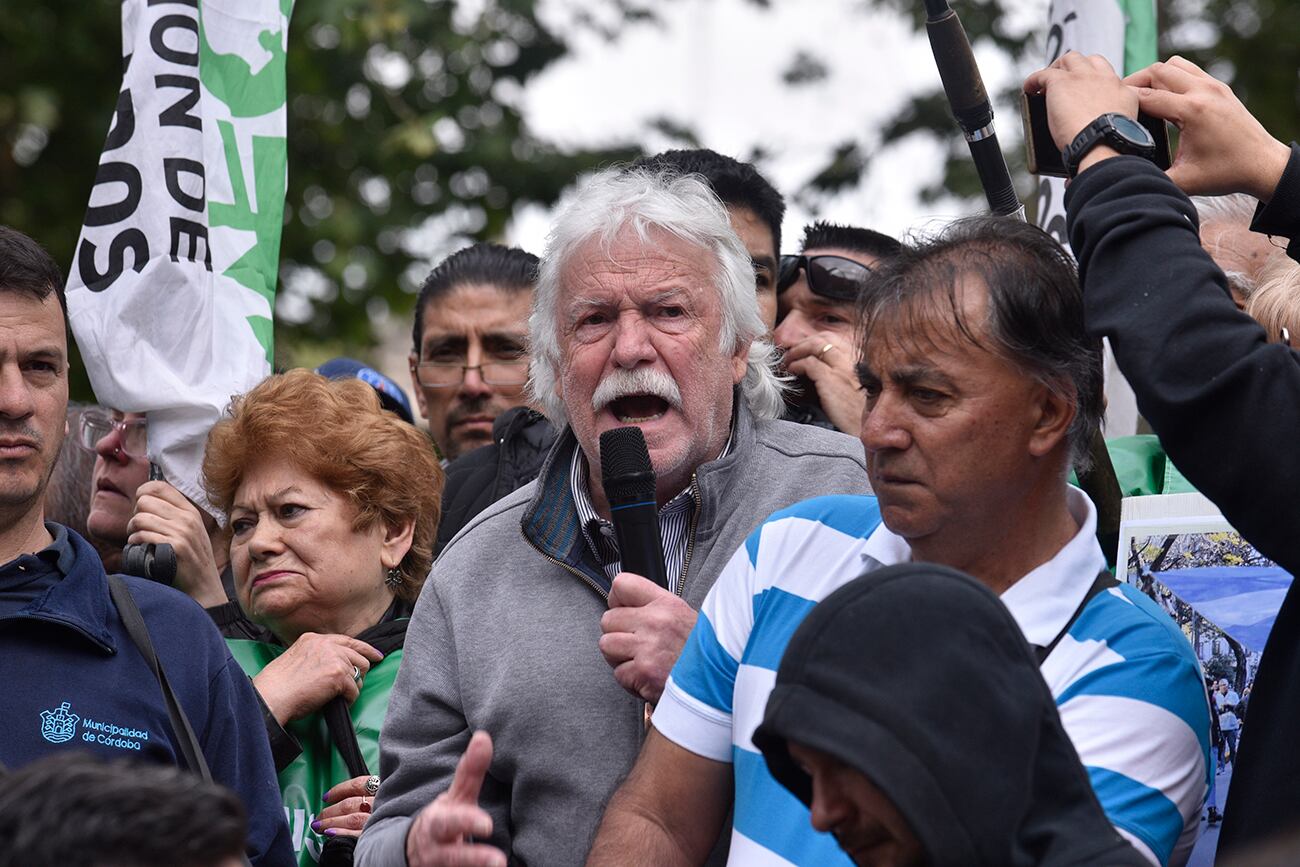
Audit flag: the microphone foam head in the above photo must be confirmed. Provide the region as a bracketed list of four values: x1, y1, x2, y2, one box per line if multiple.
[600, 426, 656, 502]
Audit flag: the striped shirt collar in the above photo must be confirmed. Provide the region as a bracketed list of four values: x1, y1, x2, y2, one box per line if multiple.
[571, 429, 734, 594]
[858, 486, 1105, 647]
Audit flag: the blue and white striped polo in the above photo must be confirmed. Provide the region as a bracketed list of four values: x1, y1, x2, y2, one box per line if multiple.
[654, 489, 1210, 867]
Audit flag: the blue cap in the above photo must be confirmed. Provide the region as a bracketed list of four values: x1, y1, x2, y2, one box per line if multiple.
[316, 357, 415, 424]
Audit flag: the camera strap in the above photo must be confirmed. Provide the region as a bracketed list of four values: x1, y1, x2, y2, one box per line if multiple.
[1035, 569, 1120, 666]
[107, 575, 212, 780]
[105, 576, 256, 867]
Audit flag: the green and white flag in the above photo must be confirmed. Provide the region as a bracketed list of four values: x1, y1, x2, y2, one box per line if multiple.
[67, 0, 293, 515]
[1035, 0, 1156, 439]
[1036, 0, 1157, 247]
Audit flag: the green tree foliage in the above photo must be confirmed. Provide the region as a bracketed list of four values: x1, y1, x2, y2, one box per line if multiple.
[1205, 651, 1236, 682]
[0, 0, 642, 371]
[275, 1, 642, 349]
[797, 0, 1298, 208]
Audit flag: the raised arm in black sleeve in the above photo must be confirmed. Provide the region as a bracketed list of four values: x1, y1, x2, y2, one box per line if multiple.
[1251, 142, 1300, 262]
[1066, 149, 1300, 856]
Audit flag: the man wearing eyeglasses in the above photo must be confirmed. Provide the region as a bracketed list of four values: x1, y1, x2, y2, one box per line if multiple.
[408, 244, 539, 462]
[774, 222, 902, 433]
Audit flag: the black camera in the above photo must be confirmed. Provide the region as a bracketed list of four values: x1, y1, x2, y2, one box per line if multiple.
[120, 462, 178, 585]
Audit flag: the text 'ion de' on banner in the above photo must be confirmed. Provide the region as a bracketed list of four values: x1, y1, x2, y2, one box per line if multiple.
[67, 0, 294, 516]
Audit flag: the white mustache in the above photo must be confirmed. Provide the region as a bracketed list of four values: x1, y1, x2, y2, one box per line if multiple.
[592, 368, 683, 412]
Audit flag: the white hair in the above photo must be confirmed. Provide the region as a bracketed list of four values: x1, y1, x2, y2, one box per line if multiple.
[1192, 192, 1259, 228]
[1245, 256, 1300, 343]
[1194, 193, 1264, 299]
[528, 166, 786, 426]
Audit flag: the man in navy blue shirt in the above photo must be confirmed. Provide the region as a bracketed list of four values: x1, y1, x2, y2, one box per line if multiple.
[0, 225, 293, 866]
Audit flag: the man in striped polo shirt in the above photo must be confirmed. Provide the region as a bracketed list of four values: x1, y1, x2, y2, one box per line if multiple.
[588, 217, 1210, 867]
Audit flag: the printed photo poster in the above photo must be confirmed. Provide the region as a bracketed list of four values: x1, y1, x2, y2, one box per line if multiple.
[1117, 493, 1292, 705]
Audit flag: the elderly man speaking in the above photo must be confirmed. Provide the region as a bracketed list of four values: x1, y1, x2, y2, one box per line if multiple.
[355, 169, 868, 867]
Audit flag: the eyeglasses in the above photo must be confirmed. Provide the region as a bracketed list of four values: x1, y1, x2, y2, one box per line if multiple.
[777, 255, 873, 302]
[411, 359, 529, 389]
[76, 411, 148, 458]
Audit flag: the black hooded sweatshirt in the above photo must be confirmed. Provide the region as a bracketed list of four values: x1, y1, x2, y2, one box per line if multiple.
[753, 563, 1149, 867]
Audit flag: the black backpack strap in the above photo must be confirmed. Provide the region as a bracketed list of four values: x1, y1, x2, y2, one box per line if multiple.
[107, 576, 212, 782]
[1036, 569, 1120, 665]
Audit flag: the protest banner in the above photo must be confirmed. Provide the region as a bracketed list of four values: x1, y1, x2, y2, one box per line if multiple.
[67, 0, 293, 515]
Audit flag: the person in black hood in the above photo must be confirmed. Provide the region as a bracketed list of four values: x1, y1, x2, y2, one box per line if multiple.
[753, 563, 1148, 867]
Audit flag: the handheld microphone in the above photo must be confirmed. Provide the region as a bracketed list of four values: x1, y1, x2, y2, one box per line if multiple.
[599, 427, 669, 591]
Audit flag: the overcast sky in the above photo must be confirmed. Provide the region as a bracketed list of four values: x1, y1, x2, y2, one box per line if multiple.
[507, 0, 1045, 253]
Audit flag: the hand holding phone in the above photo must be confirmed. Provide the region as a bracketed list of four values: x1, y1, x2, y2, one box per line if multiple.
[1022, 90, 1172, 178]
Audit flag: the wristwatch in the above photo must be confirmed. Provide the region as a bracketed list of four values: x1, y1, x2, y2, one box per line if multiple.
[1062, 113, 1156, 178]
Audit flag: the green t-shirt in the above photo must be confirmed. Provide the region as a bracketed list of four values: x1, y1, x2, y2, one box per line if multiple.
[227, 638, 402, 865]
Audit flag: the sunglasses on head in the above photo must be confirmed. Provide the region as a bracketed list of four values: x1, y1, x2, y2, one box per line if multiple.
[776, 255, 872, 302]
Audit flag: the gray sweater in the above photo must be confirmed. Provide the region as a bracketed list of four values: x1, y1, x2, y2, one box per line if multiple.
[356, 403, 868, 866]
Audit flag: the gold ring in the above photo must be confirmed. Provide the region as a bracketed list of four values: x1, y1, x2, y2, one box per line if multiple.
[818, 343, 835, 359]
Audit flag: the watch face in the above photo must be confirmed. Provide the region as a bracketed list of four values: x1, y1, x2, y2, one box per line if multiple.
[1112, 115, 1155, 147]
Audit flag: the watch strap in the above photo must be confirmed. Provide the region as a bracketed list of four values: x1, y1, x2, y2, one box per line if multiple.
[1063, 113, 1155, 178]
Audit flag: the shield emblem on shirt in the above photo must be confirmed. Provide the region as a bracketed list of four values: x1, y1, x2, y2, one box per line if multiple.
[39, 701, 80, 744]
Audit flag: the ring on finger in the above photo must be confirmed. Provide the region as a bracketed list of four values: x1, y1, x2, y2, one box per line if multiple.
[352, 665, 363, 685]
[365, 774, 381, 797]
[818, 342, 835, 359]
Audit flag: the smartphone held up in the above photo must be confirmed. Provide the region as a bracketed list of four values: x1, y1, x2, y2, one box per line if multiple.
[1021, 91, 1172, 178]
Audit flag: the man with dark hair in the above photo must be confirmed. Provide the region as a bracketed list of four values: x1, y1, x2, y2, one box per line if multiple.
[588, 216, 1208, 867]
[774, 221, 902, 432]
[408, 243, 539, 461]
[0, 225, 292, 866]
[634, 148, 785, 330]
[0, 754, 248, 867]
[412, 243, 555, 552]
[752, 564, 1148, 867]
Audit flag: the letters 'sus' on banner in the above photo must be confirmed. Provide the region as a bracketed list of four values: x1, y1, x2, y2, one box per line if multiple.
[67, 0, 293, 516]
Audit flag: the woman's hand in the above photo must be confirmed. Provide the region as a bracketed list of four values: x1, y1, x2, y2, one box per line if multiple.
[127, 480, 227, 608]
[314, 774, 377, 838]
[253, 633, 384, 725]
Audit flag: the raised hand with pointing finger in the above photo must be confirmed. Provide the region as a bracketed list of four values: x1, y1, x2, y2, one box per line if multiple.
[406, 731, 506, 867]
